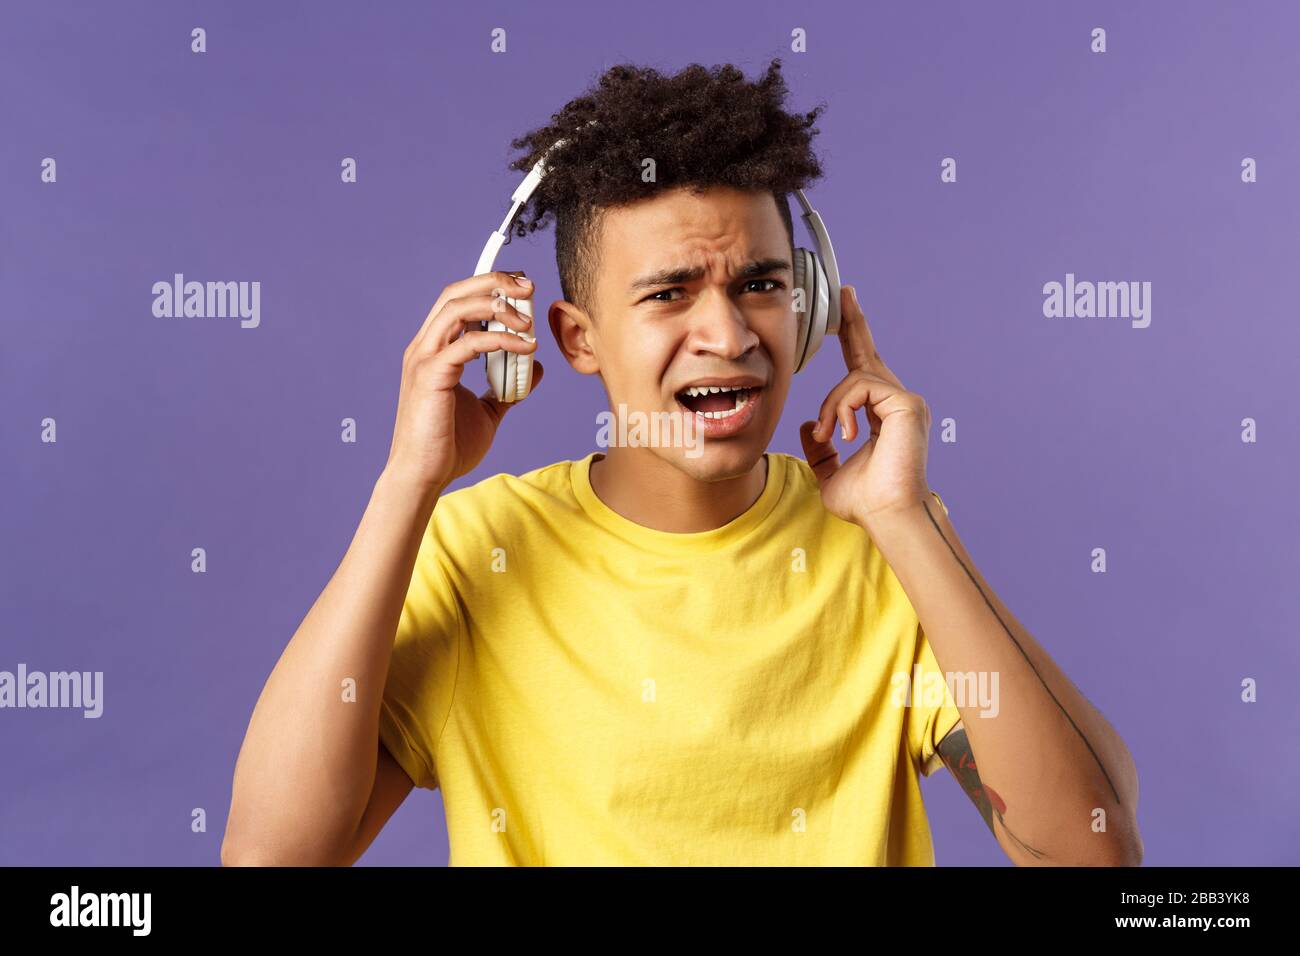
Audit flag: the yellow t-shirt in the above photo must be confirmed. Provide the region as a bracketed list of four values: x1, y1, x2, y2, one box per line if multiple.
[378, 451, 961, 865]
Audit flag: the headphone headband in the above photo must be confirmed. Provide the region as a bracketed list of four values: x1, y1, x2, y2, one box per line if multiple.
[473, 121, 841, 399]
[477, 128, 839, 332]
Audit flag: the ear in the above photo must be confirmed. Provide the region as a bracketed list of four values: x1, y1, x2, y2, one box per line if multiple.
[548, 298, 601, 376]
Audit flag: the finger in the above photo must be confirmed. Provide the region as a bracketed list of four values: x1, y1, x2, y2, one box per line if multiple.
[479, 358, 544, 423]
[813, 369, 897, 443]
[837, 284, 876, 370]
[839, 285, 904, 389]
[840, 383, 927, 444]
[438, 329, 538, 370]
[423, 292, 534, 350]
[432, 271, 534, 326]
[813, 371, 863, 442]
[799, 420, 840, 484]
[866, 404, 882, 440]
[417, 272, 535, 343]
[832, 377, 882, 443]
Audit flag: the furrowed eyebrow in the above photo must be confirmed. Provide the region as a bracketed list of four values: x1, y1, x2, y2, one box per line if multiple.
[738, 258, 792, 279]
[628, 258, 792, 293]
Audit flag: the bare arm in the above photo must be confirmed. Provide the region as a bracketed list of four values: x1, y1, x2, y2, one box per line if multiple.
[220, 270, 540, 866]
[936, 720, 1051, 863]
[221, 470, 440, 866]
[870, 496, 1142, 866]
[340, 741, 417, 866]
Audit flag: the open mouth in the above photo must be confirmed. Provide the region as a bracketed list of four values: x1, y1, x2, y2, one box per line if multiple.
[674, 384, 760, 420]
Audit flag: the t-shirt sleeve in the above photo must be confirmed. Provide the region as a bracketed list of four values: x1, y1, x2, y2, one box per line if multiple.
[376, 514, 463, 792]
[905, 622, 964, 778]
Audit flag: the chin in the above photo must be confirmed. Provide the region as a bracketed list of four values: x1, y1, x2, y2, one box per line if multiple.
[656, 433, 768, 483]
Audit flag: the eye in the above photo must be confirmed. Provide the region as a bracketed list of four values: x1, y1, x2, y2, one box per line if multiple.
[744, 278, 785, 294]
[643, 288, 684, 303]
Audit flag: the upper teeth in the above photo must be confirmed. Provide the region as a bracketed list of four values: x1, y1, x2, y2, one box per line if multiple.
[683, 385, 748, 397]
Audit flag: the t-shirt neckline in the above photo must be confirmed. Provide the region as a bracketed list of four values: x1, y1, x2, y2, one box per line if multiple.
[571, 451, 787, 556]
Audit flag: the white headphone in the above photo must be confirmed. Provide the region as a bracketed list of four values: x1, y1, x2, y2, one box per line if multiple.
[474, 129, 842, 402]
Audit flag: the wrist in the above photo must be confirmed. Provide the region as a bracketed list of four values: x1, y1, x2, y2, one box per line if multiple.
[858, 490, 941, 536]
[374, 465, 445, 512]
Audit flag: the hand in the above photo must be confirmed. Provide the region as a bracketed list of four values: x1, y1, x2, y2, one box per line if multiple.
[384, 271, 544, 494]
[799, 284, 932, 528]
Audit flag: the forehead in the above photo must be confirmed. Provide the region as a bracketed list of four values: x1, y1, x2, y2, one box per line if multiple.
[595, 186, 788, 273]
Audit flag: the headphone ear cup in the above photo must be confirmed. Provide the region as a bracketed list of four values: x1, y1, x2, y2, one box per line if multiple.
[515, 334, 533, 398]
[791, 249, 812, 373]
[792, 247, 830, 374]
[503, 349, 519, 402]
[790, 252, 832, 374]
[485, 295, 536, 402]
[483, 318, 505, 399]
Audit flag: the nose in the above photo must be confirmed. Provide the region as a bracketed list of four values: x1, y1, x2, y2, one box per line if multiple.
[683, 288, 760, 362]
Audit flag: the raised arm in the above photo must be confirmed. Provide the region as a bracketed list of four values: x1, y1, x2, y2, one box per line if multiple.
[220, 271, 542, 865]
[220, 469, 441, 865]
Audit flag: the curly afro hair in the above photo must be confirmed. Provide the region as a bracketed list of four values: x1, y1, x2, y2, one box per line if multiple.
[505, 58, 827, 318]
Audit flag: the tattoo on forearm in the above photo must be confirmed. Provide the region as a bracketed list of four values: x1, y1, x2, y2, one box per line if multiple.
[937, 726, 1046, 861]
[919, 498, 1123, 805]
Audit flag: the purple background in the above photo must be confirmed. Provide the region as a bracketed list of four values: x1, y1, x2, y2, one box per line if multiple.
[2, 0, 1297, 866]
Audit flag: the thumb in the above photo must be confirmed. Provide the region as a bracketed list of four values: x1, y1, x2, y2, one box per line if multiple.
[799, 419, 840, 485]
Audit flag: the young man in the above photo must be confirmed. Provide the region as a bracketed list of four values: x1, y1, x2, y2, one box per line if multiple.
[222, 61, 1142, 866]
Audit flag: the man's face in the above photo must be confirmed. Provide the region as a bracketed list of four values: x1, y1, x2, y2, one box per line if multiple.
[551, 185, 797, 482]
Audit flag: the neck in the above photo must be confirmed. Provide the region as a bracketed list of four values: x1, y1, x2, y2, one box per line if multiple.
[588, 446, 769, 533]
